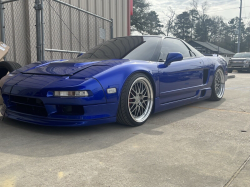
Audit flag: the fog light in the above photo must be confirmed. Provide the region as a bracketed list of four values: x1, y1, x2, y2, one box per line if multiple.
[54, 91, 89, 97]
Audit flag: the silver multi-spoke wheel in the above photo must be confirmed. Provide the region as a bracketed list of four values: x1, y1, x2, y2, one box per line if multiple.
[128, 77, 153, 123]
[214, 68, 225, 98]
[117, 73, 154, 126]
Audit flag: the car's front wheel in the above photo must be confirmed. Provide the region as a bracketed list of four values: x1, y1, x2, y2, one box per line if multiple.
[117, 73, 154, 126]
[209, 68, 225, 101]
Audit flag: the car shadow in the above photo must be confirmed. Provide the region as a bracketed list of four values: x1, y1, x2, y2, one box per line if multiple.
[0, 99, 225, 157]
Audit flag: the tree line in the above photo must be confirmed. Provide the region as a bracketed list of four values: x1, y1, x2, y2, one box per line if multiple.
[131, 0, 250, 53]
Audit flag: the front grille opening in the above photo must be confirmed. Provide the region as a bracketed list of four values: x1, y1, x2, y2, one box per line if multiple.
[10, 95, 44, 106]
[8, 95, 48, 117]
[10, 104, 48, 117]
[56, 105, 84, 115]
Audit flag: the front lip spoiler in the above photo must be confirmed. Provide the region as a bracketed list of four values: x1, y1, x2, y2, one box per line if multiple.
[3, 109, 116, 127]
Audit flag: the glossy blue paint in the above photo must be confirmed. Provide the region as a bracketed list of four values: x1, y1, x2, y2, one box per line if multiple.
[159, 57, 204, 103]
[164, 52, 183, 66]
[93, 60, 160, 103]
[0, 38, 228, 127]
[3, 76, 106, 106]
[154, 87, 212, 113]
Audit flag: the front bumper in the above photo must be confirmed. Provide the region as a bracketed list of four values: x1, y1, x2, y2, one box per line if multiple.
[1, 73, 120, 126]
[228, 64, 250, 71]
[1, 102, 118, 126]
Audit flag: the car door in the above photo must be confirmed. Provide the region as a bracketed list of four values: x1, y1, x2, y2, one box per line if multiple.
[159, 38, 204, 104]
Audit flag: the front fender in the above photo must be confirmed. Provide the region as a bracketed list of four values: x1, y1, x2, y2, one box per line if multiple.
[94, 61, 159, 103]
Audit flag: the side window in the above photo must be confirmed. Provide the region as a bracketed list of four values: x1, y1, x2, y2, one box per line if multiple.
[159, 38, 191, 61]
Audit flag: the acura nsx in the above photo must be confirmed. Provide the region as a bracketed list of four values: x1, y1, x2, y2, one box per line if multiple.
[0, 36, 227, 126]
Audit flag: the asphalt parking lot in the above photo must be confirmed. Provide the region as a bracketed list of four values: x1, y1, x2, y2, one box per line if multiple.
[0, 72, 249, 187]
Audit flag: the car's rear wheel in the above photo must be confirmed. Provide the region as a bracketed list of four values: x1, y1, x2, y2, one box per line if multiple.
[209, 68, 225, 101]
[117, 73, 154, 126]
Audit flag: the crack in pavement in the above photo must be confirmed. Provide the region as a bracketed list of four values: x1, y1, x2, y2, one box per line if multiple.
[223, 154, 250, 187]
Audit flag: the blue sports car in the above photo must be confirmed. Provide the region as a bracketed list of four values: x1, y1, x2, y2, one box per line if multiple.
[0, 36, 227, 127]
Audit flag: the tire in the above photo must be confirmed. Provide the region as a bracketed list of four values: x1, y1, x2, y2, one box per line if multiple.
[227, 69, 232, 73]
[209, 68, 225, 101]
[0, 61, 21, 79]
[117, 73, 154, 126]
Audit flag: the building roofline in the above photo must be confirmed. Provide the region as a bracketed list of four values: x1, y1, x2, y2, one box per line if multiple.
[189, 40, 235, 55]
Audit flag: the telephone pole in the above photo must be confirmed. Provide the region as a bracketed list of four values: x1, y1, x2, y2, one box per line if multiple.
[237, 0, 242, 53]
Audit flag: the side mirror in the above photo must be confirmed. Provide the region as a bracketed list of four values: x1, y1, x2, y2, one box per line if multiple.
[164, 52, 183, 66]
[77, 53, 84, 58]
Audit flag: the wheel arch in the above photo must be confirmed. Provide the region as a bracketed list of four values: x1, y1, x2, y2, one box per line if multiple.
[94, 63, 159, 105]
[213, 65, 225, 82]
[131, 70, 156, 98]
[116, 70, 157, 113]
[116, 71, 155, 126]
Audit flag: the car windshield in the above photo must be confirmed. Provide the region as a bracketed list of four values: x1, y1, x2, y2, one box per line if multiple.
[233, 53, 250, 58]
[78, 36, 161, 61]
[123, 37, 161, 61]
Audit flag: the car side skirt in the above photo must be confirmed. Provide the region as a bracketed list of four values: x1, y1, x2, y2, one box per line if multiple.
[153, 88, 212, 113]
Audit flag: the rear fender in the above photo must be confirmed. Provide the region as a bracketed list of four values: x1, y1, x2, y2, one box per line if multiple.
[201, 56, 227, 87]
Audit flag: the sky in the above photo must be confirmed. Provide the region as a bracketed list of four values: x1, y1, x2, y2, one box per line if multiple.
[147, 0, 250, 26]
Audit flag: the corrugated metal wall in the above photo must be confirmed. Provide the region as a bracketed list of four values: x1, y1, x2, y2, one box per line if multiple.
[1, 0, 129, 65]
[60, 0, 128, 38]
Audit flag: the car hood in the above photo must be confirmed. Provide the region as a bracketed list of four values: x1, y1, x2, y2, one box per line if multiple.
[15, 59, 130, 76]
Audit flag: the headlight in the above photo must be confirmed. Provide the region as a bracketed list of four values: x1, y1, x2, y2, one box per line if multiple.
[54, 91, 89, 97]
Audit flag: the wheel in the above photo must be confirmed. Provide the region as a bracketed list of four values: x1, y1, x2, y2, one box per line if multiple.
[0, 61, 21, 79]
[227, 69, 232, 73]
[117, 73, 154, 126]
[209, 68, 225, 101]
